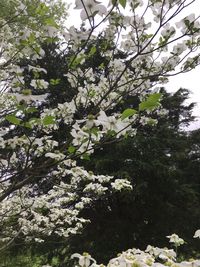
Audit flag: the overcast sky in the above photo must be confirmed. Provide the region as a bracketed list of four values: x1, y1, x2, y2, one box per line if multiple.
[66, 0, 200, 130]
[165, 66, 200, 130]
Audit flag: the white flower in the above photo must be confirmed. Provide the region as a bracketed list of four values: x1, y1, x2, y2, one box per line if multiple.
[45, 26, 58, 38]
[145, 245, 176, 260]
[64, 26, 88, 43]
[83, 183, 108, 194]
[71, 123, 89, 146]
[95, 111, 131, 136]
[193, 229, 200, 238]
[179, 260, 200, 267]
[30, 79, 49, 89]
[75, 0, 107, 21]
[151, 263, 165, 267]
[71, 253, 96, 267]
[111, 179, 132, 191]
[166, 234, 184, 246]
[34, 237, 44, 243]
[109, 253, 133, 267]
[28, 65, 47, 74]
[172, 42, 187, 55]
[184, 13, 195, 23]
[45, 152, 65, 160]
[75, 202, 84, 210]
[161, 24, 176, 38]
[13, 93, 48, 103]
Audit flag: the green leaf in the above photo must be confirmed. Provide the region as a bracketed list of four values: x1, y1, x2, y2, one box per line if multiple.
[50, 79, 60, 85]
[112, 0, 117, 5]
[89, 46, 96, 56]
[184, 19, 190, 28]
[16, 104, 26, 112]
[34, 46, 41, 54]
[33, 71, 40, 79]
[119, 0, 127, 8]
[90, 127, 99, 137]
[69, 55, 85, 69]
[43, 115, 55, 125]
[20, 39, 28, 46]
[21, 89, 32, 95]
[23, 122, 32, 129]
[44, 17, 58, 27]
[121, 108, 137, 119]
[68, 146, 76, 154]
[82, 153, 90, 160]
[26, 107, 38, 113]
[99, 63, 105, 69]
[5, 115, 21, 125]
[107, 130, 116, 137]
[147, 118, 157, 126]
[139, 93, 162, 111]
[141, 33, 154, 42]
[36, 3, 49, 16]
[133, 2, 140, 9]
[92, 10, 99, 17]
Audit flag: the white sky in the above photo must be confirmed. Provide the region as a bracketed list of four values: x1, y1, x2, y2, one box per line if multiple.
[165, 65, 200, 130]
[66, 0, 200, 130]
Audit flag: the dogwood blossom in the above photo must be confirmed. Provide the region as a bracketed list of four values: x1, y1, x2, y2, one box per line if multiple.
[74, 0, 107, 21]
[71, 236, 200, 267]
[30, 79, 49, 89]
[193, 229, 200, 238]
[71, 253, 96, 267]
[166, 234, 185, 246]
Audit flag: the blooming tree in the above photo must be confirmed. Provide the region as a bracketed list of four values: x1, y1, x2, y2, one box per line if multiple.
[0, 0, 200, 253]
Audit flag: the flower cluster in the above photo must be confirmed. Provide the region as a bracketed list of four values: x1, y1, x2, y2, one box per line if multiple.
[71, 234, 200, 267]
